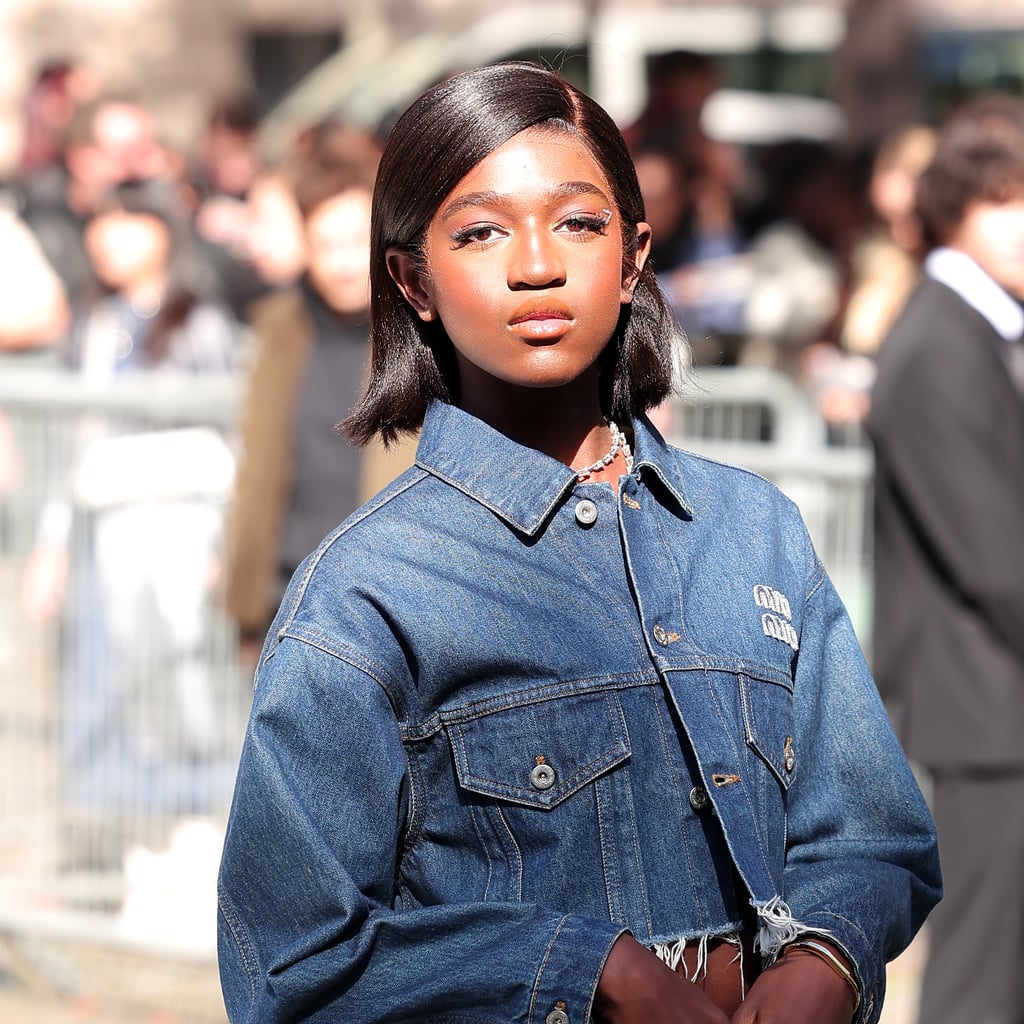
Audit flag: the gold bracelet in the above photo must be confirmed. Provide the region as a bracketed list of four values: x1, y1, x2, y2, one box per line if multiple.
[783, 938, 861, 1014]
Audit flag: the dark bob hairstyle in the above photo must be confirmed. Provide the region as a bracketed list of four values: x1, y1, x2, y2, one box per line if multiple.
[342, 61, 679, 447]
[916, 92, 1024, 248]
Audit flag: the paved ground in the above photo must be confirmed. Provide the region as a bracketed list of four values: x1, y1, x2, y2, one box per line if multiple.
[0, 935, 225, 1024]
[0, 932, 928, 1024]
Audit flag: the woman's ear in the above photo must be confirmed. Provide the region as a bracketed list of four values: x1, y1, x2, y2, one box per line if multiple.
[386, 246, 437, 321]
[621, 221, 653, 304]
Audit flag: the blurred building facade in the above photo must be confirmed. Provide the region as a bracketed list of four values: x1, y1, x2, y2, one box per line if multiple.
[2, 0, 1024, 175]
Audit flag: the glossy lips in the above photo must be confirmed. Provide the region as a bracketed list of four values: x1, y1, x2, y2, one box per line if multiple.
[508, 303, 574, 342]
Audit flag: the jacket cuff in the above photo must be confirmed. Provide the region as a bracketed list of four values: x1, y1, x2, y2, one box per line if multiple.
[530, 915, 628, 1024]
[795, 914, 882, 1024]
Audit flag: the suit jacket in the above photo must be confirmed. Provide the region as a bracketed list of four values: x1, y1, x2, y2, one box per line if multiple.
[868, 274, 1024, 770]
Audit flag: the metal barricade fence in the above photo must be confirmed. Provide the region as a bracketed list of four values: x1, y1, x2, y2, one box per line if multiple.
[0, 365, 248, 986]
[0, 361, 874, 1016]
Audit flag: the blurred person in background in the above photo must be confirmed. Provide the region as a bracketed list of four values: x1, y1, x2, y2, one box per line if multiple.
[5, 59, 99, 211]
[0, 63, 97, 353]
[190, 96, 269, 320]
[0, 197, 69, 351]
[68, 177, 239, 372]
[841, 124, 936, 359]
[625, 50, 748, 367]
[804, 124, 937, 433]
[633, 138, 748, 366]
[21, 177, 242, 866]
[868, 93, 1024, 1024]
[224, 120, 413, 663]
[14, 92, 173, 305]
[191, 97, 262, 206]
[237, 158, 309, 300]
[739, 141, 867, 380]
[623, 50, 721, 162]
[12, 60, 99, 180]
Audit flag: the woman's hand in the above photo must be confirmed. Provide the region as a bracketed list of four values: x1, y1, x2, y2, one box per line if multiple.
[594, 935, 731, 1024]
[732, 942, 857, 1024]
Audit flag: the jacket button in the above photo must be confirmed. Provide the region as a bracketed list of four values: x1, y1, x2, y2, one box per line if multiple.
[546, 1010, 570, 1024]
[574, 499, 598, 526]
[530, 762, 556, 790]
[689, 786, 710, 813]
[653, 624, 669, 646]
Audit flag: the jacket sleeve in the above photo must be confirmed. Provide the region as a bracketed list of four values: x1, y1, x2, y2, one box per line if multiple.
[781, 565, 942, 1024]
[217, 635, 625, 1024]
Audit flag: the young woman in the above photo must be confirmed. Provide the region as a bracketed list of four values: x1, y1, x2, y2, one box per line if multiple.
[217, 62, 940, 1024]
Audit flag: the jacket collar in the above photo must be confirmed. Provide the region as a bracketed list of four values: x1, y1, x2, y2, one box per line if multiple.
[415, 401, 693, 537]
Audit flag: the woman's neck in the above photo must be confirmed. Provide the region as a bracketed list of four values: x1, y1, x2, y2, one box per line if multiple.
[458, 372, 620, 475]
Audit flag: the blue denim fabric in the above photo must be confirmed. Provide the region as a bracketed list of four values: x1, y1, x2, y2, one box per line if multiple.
[218, 402, 940, 1024]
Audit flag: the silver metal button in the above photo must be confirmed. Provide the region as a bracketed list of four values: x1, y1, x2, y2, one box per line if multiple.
[689, 786, 710, 813]
[783, 737, 796, 773]
[574, 499, 598, 526]
[530, 762, 556, 790]
[653, 624, 669, 646]
[546, 1010, 570, 1024]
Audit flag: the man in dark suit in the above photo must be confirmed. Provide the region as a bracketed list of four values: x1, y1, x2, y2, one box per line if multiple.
[868, 94, 1024, 1024]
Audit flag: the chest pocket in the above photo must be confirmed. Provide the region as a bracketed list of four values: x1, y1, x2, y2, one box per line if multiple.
[446, 690, 631, 810]
[738, 672, 796, 789]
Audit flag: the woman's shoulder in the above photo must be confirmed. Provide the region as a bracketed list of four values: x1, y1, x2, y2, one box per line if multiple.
[659, 441, 818, 578]
[263, 465, 438, 692]
[663, 437, 804, 517]
[289, 464, 434, 586]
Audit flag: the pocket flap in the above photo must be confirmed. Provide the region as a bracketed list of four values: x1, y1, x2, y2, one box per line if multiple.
[446, 691, 630, 809]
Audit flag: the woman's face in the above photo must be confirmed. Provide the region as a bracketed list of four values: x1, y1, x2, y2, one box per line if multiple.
[306, 188, 373, 316]
[85, 209, 171, 291]
[389, 127, 650, 409]
[246, 175, 307, 285]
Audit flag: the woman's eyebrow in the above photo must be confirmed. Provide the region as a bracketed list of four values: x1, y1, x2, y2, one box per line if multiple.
[439, 181, 612, 222]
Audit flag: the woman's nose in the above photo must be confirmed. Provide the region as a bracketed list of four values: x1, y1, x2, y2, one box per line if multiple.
[508, 227, 566, 290]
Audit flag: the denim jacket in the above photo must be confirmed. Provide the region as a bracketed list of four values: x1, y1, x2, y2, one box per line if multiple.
[218, 402, 940, 1024]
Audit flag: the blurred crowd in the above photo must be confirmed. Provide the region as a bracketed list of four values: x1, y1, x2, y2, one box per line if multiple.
[0, 52, 940, 411]
[0, 60, 400, 879]
[622, 51, 938, 431]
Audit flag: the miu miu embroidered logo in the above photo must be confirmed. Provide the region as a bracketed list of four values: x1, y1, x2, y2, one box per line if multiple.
[754, 585, 798, 651]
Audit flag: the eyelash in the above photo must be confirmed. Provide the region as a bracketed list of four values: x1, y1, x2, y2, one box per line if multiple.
[562, 211, 613, 236]
[449, 209, 613, 249]
[449, 225, 502, 247]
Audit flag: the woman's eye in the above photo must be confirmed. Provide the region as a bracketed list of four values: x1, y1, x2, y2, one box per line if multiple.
[450, 224, 504, 247]
[559, 209, 613, 236]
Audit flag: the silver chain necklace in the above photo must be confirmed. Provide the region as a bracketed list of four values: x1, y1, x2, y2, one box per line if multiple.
[576, 420, 634, 482]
